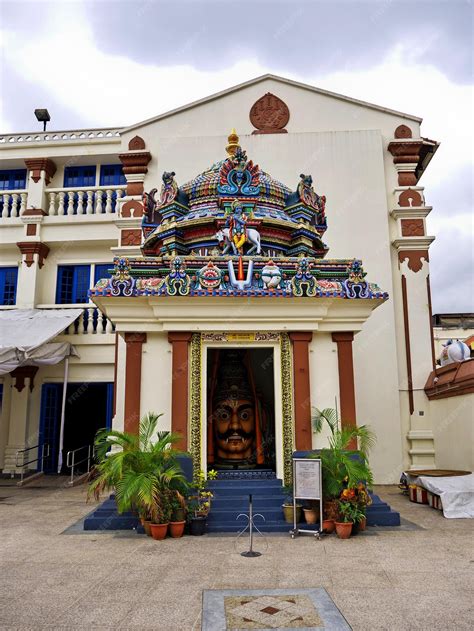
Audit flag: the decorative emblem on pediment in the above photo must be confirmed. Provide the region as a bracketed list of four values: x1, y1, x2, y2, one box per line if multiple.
[249, 93, 290, 134]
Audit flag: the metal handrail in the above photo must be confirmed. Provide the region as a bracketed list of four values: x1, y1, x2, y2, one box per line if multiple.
[66, 444, 92, 486]
[15, 443, 50, 484]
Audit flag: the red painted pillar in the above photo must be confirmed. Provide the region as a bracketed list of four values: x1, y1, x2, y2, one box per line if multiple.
[168, 333, 192, 451]
[124, 332, 146, 434]
[332, 332, 357, 447]
[289, 332, 313, 450]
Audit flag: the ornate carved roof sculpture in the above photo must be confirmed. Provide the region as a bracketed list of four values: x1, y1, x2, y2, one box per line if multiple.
[91, 131, 387, 301]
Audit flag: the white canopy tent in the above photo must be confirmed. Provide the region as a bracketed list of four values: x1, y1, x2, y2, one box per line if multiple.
[0, 309, 83, 472]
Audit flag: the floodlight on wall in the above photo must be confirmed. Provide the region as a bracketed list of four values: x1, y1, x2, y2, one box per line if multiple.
[34, 109, 51, 131]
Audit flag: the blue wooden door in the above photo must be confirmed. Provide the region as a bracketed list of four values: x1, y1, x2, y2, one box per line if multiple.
[106, 383, 114, 429]
[38, 383, 62, 473]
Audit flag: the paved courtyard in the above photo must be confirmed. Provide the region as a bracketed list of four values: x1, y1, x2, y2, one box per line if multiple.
[0, 480, 472, 630]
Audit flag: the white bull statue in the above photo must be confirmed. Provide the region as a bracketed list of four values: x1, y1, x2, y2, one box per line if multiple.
[215, 228, 261, 256]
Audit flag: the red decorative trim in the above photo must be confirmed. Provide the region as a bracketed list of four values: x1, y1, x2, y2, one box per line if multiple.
[22, 208, 47, 216]
[426, 275, 436, 370]
[395, 125, 413, 139]
[26, 224, 37, 236]
[398, 189, 423, 207]
[401, 275, 414, 415]
[120, 200, 143, 218]
[113, 332, 118, 417]
[425, 359, 474, 400]
[11, 366, 38, 392]
[121, 229, 142, 246]
[128, 136, 146, 150]
[388, 141, 424, 163]
[118, 152, 151, 172]
[289, 332, 312, 450]
[332, 332, 357, 448]
[401, 219, 425, 237]
[398, 250, 429, 273]
[16, 241, 49, 268]
[250, 93, 290, 134]
[124, 332, 147, 434]
[168, 332, 193, 451]
[24, 158, 56, 185]
[119, 151, 152, 196]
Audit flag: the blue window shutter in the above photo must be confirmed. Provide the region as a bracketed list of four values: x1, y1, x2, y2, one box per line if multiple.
[0, 169, 27, 190]
[94, 264, 112, 284]
[99, 164, 126, 186]
[56, 265, 91, 304]
[0, 267, 18, 305]
[72, 266, 91, 303]
[64, 166, 97, 188]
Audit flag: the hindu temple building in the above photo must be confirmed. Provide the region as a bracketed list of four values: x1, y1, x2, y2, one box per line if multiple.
[0, 75, 472, 488]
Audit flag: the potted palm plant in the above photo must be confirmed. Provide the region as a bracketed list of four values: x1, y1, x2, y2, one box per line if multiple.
[311, 407, 375, 533]
[150, 488, 173, 540]
[87, 412, 188, 538]
[169, 491, 187, 538]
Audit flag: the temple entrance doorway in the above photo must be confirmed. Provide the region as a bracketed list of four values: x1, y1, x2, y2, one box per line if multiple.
[206, 348, 276, 472]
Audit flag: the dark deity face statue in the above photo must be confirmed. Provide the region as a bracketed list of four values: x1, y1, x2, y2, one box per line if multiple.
[212, 352, 256, 462]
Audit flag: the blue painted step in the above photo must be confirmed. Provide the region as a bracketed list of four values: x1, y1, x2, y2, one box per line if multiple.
[83, 482, 400, 531]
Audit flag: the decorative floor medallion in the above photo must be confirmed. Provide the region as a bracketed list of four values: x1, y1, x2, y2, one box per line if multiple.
[225, 594, 322, 628]
[202, 588, 351, 630]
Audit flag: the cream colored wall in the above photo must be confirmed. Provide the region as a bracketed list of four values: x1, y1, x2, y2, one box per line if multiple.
[309, 332, 339, 449]
[139, 333, 172, 432]
[431, 395, 474, 471]
[124, 78, 421, 143]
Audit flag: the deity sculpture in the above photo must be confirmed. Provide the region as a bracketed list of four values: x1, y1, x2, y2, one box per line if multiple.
[225, 201, 250, 254]
[211, 352, 256, 464]
[156, 171, 178, 209]
[208, 351, 266, 467]
[298, 173, 326, 223]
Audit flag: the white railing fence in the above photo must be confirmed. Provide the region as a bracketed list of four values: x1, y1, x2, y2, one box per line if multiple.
[36, 305, 115, 335]
[0, 191, 27, 218]
[48, 186, 125, 216]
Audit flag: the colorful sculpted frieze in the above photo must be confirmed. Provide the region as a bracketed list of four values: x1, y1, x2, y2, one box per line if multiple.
[95, 255, 386, 300]
[91, 130, 388, 303]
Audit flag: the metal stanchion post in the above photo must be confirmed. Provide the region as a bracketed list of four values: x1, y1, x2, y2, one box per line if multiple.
[240, 494, 262, 558]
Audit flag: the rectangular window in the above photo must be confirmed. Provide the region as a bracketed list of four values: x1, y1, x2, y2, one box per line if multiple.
[0, 267, 18, 305]
[56, 265, 91, 304]
[99, 164, 126, 187]
[0, 169, 27, 191]
[94, 264, 113, 284]
[63, 166, 96, 188]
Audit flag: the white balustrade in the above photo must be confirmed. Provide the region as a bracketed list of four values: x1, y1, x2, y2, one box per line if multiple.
[36, 305, 114, 335]
[0, 191, 28, 218]
[46, 186, 125, 217]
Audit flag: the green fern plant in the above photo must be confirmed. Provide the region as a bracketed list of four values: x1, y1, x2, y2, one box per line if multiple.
[88, 412, 188, 522]
[311, 407, 376, 499]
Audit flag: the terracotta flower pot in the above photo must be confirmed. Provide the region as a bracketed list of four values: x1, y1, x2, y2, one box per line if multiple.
[358, 516, 367, 531]
[150, 523, 168, 540]
[143, 520, 152, 536]
[303, 507, 320, 525]
[169, 520, 186, 538]
[335, 521, 353, 539]
[322, 519, 335, 534]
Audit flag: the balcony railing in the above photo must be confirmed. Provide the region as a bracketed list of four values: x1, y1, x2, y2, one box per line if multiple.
[37, 305, 115, 335]
[0, 191, 27, 218]
[0, 128, 122, 145]
[48, 186, 125, 216]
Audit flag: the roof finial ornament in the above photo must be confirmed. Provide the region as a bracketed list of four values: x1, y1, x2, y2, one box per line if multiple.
[226, 128, 240, 156]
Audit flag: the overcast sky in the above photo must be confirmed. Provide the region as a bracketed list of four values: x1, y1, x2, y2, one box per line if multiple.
[0, 0, 472, 314]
